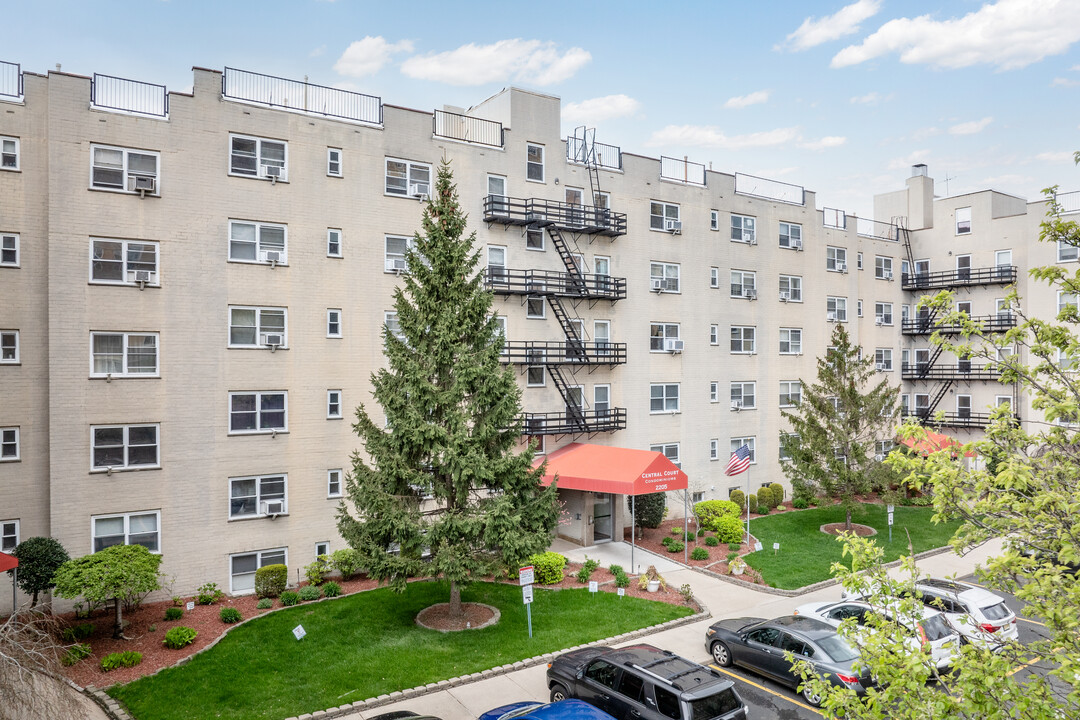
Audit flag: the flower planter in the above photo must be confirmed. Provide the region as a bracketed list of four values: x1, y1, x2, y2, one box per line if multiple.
[646, 580, 661, 593]
[730, 567, 744, 576]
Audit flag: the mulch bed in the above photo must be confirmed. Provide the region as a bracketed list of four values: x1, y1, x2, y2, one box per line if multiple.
[820, 522, 877, 537]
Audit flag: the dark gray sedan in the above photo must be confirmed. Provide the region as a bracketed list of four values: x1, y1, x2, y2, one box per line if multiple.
[704, 615, 872, 707]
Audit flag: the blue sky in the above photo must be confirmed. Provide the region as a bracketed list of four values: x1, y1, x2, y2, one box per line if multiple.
[5, 0, 1079, 216]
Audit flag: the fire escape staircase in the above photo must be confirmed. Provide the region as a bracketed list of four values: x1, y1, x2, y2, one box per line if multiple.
[547, 364, 587, 431]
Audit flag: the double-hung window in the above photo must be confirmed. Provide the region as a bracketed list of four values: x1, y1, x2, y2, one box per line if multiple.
[0, 136, 18, 170]
[327, 469, 343, 498]
[229, 306, 286, 348]
[779, 328, 802, 354]
[710, 381, 719, 403]
[650, 323, 680, 351]
[1, 520, 17, 552]
[779, 381, 802, 407]
[649, 202, 680, 231]
[385, 235, 413, 273]
[1, 428, 19, 461]
[779, 222, 802, 249]
[730, 270, 756, 299]
[875, 348, 893, 371]
[327, 229, 342, 258]
[91, 424, 159, 470]
[731, 214, 756, 243]
[875, 256, 893, 280]
[827, 297, 848, 322]
[1, 233, 17, 267]
[327, 309, 342, 338]
[650, 443, 680, 467]
[710, 267, 720, 288]
[92, 511, 159, 553]
[779, 274, 802, 302]
[229, 134, 287, 181]
[229, 474, 287, 518]
[650, 383, 680, 413]
[230, 548, 286, 594]
[730, 437, 756, 464]
[90, 332, 158, 377]
[327, 390, 342, 419]
[385, 157, 431, 196]
[710, 210, 719, 231]
[90, 238, 159, 285]
[1, 331, 18, 364]
[875, 302, 893, 326]
[826, 246, 847, 271]
[229, 220, 286, 264]
[327, 148, 342, 177]
[730, 326, 756, 353]
[90, 144, 160, 194]
[384, 312, 405, 343]
[710, 440, 719, 461]
[526, 347, 546, 386]
[229, 392, 287, 434]
[710, 324, 719, 345]
[730, 382, 755, 410]
[650, 262, 680, 292]
[1059, 239, 1079, 262]
[955, 207, 972, 235]
[526, 144, 545, 182]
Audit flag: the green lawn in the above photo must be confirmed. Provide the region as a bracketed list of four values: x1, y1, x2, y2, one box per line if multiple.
[108, 580, 692, 720]
[744, 504, 962, 590]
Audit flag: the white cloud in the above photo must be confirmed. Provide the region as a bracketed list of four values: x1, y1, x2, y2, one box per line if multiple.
[888, 150, 930, 171]
[401, 40, 590, 86]
[334, 37, 414, 78]
[562, 94, 640, 123]
[850, 91, 883, 104]
[1036, 151, 1076, 163]
[310, 45, 326, 58]
[646, 125, 800, 150]
[911, 126, 941, 140]
[832, 0, 1080, 70]
[783, 0, 882, 51]
[1052, 77, 1080, 87]
[724, 90, 770, 109]
[800, 136, 847, 150]
[948, 117, 993, 135]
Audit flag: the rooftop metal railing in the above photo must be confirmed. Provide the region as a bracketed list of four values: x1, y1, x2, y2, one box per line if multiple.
[660, 156, 706, 186]
[734, 173, 805, 205]
[91, 73, 168, 118]
[857, 217, 899, 241]
[822, 207, 847, 229]
[1055, 190, 1080, 215]
[566, 136, 623, 170]
[432, 109, 503, 147]
[1, 60, 24, 101]
[222, 67, 382, 125]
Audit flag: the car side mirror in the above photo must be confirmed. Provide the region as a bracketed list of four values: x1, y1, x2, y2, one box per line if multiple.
[576, 669, 584, 680]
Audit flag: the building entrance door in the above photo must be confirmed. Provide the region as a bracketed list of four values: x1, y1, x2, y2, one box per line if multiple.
[593, 493, 613, 543]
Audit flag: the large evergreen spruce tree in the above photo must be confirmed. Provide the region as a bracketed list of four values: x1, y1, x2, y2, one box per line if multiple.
[780, 324, 899, 530]
[338, 161, 559, 617]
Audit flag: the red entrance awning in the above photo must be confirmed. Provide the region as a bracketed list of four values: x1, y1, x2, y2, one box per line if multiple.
[534, 442, 688, 495]
[0, 552, 17, 573]
[900, 430, 976, 457]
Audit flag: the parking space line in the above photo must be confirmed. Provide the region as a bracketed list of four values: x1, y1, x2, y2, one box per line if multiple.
[1007, 655, 1040, 677]
[1016, 616, 1045, 627]
[708, 664, 824, 716]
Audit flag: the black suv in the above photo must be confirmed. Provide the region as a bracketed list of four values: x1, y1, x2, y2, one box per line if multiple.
[546, 644, 747, 720]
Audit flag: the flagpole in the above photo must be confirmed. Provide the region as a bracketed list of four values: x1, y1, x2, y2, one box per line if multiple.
[745, 466, 750, 547]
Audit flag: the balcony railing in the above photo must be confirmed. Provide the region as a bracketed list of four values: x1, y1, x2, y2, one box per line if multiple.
[482, 195, 627, 236]
[901, 363, 1002, 381]
[503, 340, 628, 365]
[735, 173, 805, 205]
[902, 409, 993, 429]
[566, 137, 623, 170]
[902, 313, 1016, 335]
[484, 268, 626, 301]
[432, 109, 503, 147]
[902, 265, 1017, 291]
[822, 208, 847, 229]
[91, 73, 168, 118]
[857, 217, 900, 242]
[0, 60, 22, 101]
[522, 407, 627, 436]
[222, 67, 382, 125]
[661, 156, 706, 186]
[1055, 190, 1080, 215]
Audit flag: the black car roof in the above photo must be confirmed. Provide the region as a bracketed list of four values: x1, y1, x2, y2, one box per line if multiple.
[764, 615, 841, 641]
[596, 644, 730, 695]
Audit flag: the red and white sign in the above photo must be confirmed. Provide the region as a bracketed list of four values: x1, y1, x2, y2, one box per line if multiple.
[519, 566, 535, 586]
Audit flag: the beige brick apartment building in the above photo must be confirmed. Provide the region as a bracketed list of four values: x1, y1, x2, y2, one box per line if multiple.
[0, 60, 1073, 610]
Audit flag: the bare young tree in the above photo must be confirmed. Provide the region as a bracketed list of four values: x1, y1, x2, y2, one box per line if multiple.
[0, 611, 81, 719]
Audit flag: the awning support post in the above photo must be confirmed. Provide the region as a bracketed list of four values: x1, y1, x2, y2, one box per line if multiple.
[683, 494, 688, 565]
[631, 495, 636, 573]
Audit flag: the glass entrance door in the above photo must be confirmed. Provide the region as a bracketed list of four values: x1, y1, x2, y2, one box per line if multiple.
[593, 493, 613, 543]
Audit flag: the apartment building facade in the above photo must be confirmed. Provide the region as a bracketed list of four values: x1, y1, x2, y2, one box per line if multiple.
[0, 60, 1071, 611]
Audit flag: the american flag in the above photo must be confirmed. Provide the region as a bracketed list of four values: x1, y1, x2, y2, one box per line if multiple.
[724, 444, 752, 476]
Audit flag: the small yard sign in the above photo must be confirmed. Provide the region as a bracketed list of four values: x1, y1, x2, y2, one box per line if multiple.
[753, 541, 763, 552]
[888, 512, 894, 525]
[773, 542, 780, 555]
[292, 624, 306, 641]
[617, 588, 625, 598]
[887, 504, 895, 514]
[522, 584, 534, 604]
[518, 566, 535, 586]
[186, 601, 195, 611]
[588, 581, 598, 593]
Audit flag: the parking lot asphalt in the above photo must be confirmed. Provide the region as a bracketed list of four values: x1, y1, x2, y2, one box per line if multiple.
[336, 540, 1013, 720]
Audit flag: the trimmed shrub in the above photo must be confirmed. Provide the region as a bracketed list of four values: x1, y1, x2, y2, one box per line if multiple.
[713, 514, 744, 544]
[760, 486, 777, 509]
[704, 536, 720, 547]
[304, 555, 330, 586]
[697, 528, 706, 537]
[328, 548, 362, 580]
[575, 557, 599, 584]
[757, 504, 771, 516]
[666, 541, 684, 554]
[163, 626, 197, 650]
[526, 551, 567, 585]
[280, 591, 300, 607]
[728, 490, 746, 511]
[694, 500, 741, 531]
[690, 547, 709, 561]
[683, 531, 696, 542]
[255, 598, 273, 610]
[255, 564, 288, 598]
[322, 581, 341, 598]
[627, 492, 666, 529]
[614, 571, 630, 588]
[62, 643, 92, 666]
[608, 564, 624, 575]
[164, 607, 183, 621]
[670, 526, 683, 536]
[747, 493, 758, 512]
[195, 582, 224, 605]
[298, 585, 321, 602]
[729, 542, 742, 551]
[61, 622, 94, 642]
[769, 483, 785, 505]
[792, 497, 809, 509]
[219, 607, 242, 623]
[100, 651, 142, 671]
[10, 536, 70, 607]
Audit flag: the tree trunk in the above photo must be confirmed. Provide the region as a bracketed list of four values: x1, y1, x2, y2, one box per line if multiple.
[845, 506, 852, 532]
[449, 580, 462, 618]
[112, 599, 123, 640]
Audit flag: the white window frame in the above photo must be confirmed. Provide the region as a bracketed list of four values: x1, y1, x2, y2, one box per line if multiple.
[710, 381, 719, 403]
[327, 228, 343, 258]
[730, 270, 757, 298]
[327, 390, 343, 419]
[526, 296, 546, 319]
[526, 227, 545, 251]
[730, 437, 756, 464]
[90, 238, 160, 286]
[384, 234, 414, 274]
[873, 256, 892, 281]
[858, 300, 864, 318]
[649, 201, 681, 231]
[731, 214, 756, 243]
[650, 443, 680, 467]
[650, 383, 680, 414]
[779, 380, 802, 408]
[1, 520, 18, 553]
[730, 326, 756, 354]
[955, 207, 972, 235]
[90, 424, 159, 471]
[327, 148, 343, 177]
[228, 391, 287, 435]
[779, 328, 802, 355]
[593, 320, 611, 356]
[875, 348, 893, 371]
[1058, 239, 1078, 263]
[1058, 291, 1078, 315]
[730, 381, 756, 410]
[230, 547, 287, 595]
[91, 510, 160, 553]
[649, 262, 680, 292]
[827, 296, 848, 322]
[650, 323, 680, 352]
[710, 210, 719, 231]
[1, 233, 18, 267]
[385, 157, 432, 197]
[0, 427, 19, 462]
[327, 469, 343, 498]
[710, 439, 720, 461]
[0, 136, 19, 171]
[710, 324, 719, 345]
[89, 332, 159, 377]
[327, 309, 342, 338]
[229, 474, 288, 519]
[526, 143, 545, 183]
[875, 302, 894, 326]
[1, 331, 19, 364]
[857, 252, 864, 270]
[779, 433, 797, 461]
[710, 267, 720, 288]
[228, 220, 287, 265]
[315, 541, 330, 557]
[593, 384, 611, 419]
[229, 134, 287, 181]
[229, 306, 286, 349]
[779, 274, 802, 302]
[826, 246, 847, 271]
[89, 144, 161, 195]
[779, 222, 802, 249]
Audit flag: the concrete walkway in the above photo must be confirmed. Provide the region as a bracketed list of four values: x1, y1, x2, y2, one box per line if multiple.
[330, 538, 1005, 720]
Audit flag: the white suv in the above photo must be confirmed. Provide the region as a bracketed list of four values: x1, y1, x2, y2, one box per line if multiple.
[912, 578, 1018, 649]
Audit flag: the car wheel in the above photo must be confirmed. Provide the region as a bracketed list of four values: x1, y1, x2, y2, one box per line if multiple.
[801, 684, 823, 707]
[550, 684, 569, 702]
[710, 641, 732, 667]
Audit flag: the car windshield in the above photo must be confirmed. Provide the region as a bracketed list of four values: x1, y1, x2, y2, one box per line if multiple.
[981, 603, 1011, 621]
[816, 635, 860, 662]
[689, 689, 741, 720]
[920, 614, 953, 641]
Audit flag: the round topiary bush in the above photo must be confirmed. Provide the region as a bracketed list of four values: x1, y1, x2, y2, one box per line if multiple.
[219, 606, 242, 623]
[728, 490, 745, 512]
[525, 551, 567, 584]
[747, 493, 758, 512]
[255, 564, 288, 598]
[666, 541, 685, 554]
[713, 514, 744, 544]
[690, 546, 709, 561]
[705, 535, 720, 547]
[694, 500, 741, 531]
[769, 483, 785, 505]
[792, 497, 809, 509]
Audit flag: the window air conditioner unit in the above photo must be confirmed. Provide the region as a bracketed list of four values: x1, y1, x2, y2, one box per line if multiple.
[875, 363, 887, 371]
[650, 278, 665, 292]
[748, 237, 758, 246]
[875, 317, 884, 326]
[731, 401, 741, 412]
[262, 164, 282, 181]
[794, 239, 804, 251]
[262, 250, 282, 265]
[409, 183, 430, 199]
[664, 219, 682, 234]
[743, 288, 757, 300]
[836, 262, 847, 273]
[128, 175, 156, 194]
[262, 500, 285, 516]
[664, 338, 684, 353]
[827, 311, 838, 322]
[386, 258, 407, 273]
[779, 291, 790, 302]
[261, 333, 284, 348]
[127, 269, 156, 284]
[883, 270, 894, 281]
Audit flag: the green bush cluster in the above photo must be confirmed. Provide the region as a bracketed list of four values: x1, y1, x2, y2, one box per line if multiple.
[298, 585, 321, 602]
[713, 514, 744, 544]
[690, 547, 709, 561]
[757, 504, 771, 516]
[729, 542, 742, 550]
[163, 626, 197, 650]
[704, 536, 720, 547]
[328, 548, 362, 580]
[670, 527, 682, 536]
[662, 538, 684, 553]
[728, 490, 746, 511]
[304, 555, 330, 586]
[164, 607, 183, 621]
[100, 651, 142, 671]
[526, 552, 567, 584]
[61, 643, 93, 666]
[255, 598, 273, 610]
[255, 564, 288, 598]
[747, 493, 758, 511]
[792, 497, 809, 509]
[219, 607, 242, 623]
[694, 500, 741, 531]
[195, 582, 225, 605]
[322, 581, 341, 597]
[609, 564, 631, 588]
[280, 591, 300, 606]
[61, 622, 95, 642]
[575, 557, 600, 584]
[769, 483, 785, 505]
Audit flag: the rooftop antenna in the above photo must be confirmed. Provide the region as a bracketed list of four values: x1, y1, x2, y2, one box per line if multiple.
[943, 171, 956, 196]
